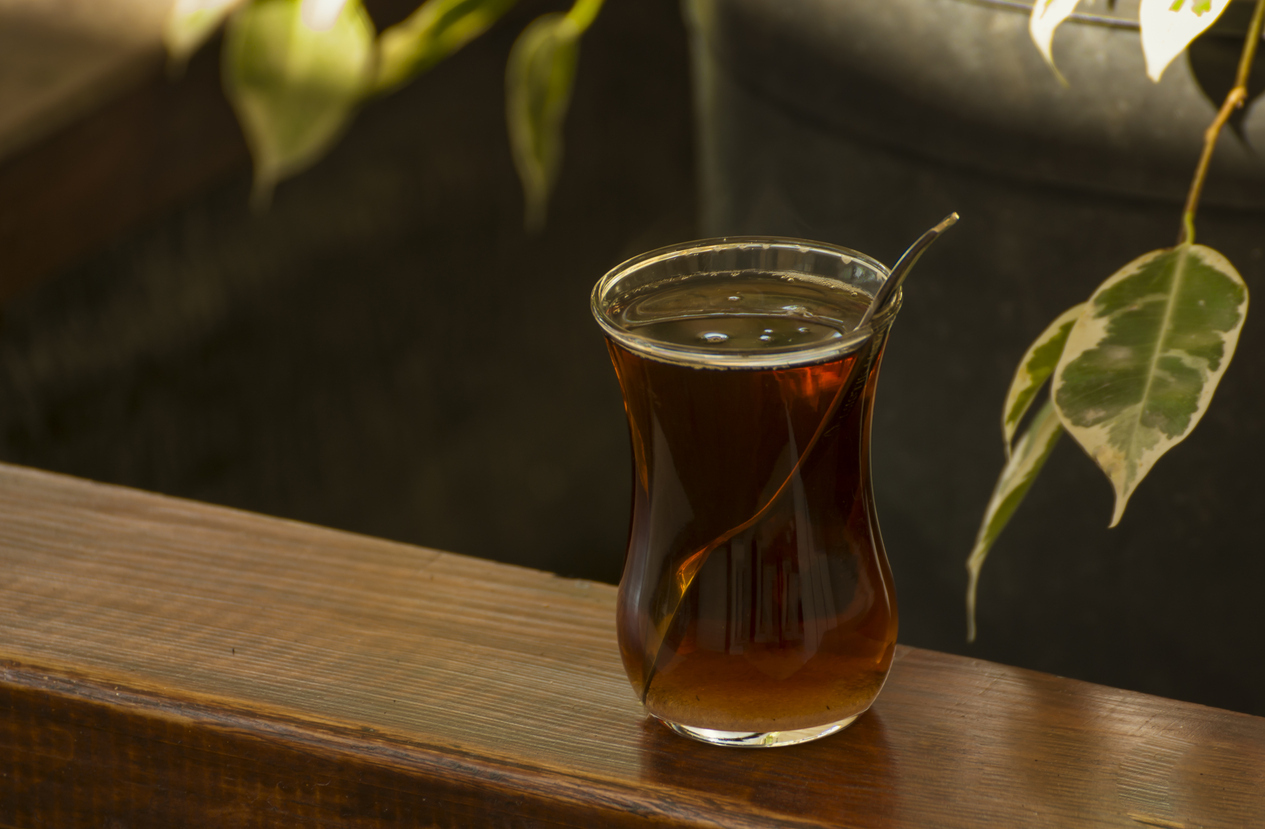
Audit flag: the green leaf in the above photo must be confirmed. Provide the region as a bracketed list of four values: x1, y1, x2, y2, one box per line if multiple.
[505, 12, 581, 231]
[374, 0, 516, 95]
[1052, 244, 1248, 527]
[224, 0, 375, 205]
[1140, 0, 1232, 81]
[165, 0, 248, 71]
[1003, 302, 1087, 455]
[1028, 0, 1083, 80]
[967, 399, 1063, 643]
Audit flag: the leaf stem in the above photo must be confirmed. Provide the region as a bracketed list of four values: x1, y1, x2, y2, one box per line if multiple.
[1178, 0, 1265, 245]
[565, 0, 604, 33]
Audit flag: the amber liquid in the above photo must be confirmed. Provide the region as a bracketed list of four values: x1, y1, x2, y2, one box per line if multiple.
[607, 276, 898, 733]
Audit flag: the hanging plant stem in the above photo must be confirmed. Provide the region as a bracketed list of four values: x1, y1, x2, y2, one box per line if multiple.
[1178, 0, 1265, 245]
[565, 0, 604, 31]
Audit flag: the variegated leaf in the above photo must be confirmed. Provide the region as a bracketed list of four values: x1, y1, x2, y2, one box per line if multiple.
[165, 0, 248, 70]
[506, 12, 580, 231]
[1052, 244, 1248, 526]
[375, 0, 516, 95]
[967, 399, 1063, 642]
[1029, 0, 1083, 78]
[1003, 302, 1087, 455]
[224, 0, 375, 205]
[1139, 0, 1232, 82]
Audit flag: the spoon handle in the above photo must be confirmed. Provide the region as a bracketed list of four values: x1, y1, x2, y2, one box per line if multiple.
[857, 212, 960, 330]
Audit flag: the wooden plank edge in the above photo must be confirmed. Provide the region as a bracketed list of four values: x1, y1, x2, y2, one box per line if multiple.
[0, 658, 836, 829]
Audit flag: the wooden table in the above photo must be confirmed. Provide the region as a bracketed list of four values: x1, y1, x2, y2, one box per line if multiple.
[2, 463, 1262, 828]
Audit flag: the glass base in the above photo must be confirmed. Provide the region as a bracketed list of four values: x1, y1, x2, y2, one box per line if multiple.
[657, 713, 860, 747]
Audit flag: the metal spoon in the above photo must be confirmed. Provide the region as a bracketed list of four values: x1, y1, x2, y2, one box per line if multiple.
[856, 212, 960, 330]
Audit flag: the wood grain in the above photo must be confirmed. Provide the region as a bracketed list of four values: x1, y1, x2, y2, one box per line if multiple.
[1, 462, 1263, 828]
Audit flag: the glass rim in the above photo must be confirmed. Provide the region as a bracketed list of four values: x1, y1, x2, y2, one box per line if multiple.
[591, 236, 899, 369]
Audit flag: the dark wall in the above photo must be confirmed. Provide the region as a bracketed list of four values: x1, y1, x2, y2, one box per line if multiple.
[688, 0, 1265, 717]
[0, 0, 695, 583]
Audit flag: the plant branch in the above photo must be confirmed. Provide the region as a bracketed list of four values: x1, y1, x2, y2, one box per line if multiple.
[1178, 0, 1265, 245]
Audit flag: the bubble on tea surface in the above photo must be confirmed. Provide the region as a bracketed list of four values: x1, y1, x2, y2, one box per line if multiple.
[759, 335, 774, 343]
[700, 332, 729, 344]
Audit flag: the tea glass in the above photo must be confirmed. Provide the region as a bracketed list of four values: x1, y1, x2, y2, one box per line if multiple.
[592, 238, 901, 747]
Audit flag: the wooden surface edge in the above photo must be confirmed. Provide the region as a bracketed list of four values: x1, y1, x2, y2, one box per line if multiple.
[0, 657, 832, 829]
[6, 461, 1265, 829]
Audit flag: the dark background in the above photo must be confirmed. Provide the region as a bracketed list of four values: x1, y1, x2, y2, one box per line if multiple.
[1, 0, 692, 580]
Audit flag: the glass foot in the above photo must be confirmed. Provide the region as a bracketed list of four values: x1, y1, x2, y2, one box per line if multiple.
[657, 714, 860, 747]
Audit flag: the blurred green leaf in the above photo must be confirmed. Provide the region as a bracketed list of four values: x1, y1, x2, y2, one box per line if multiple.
[301, 0, 351, 30]
[224, 0, 375, 206]
[165, 0, 248, 71]
[375, 0, 516, 95]
[1052, 244, 1248, 526]
[1003, 302, 1086, 454]
[1140, 0, 1232, 81]
[506, 12, 580, 231]
[967, 399, 1063, 643]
